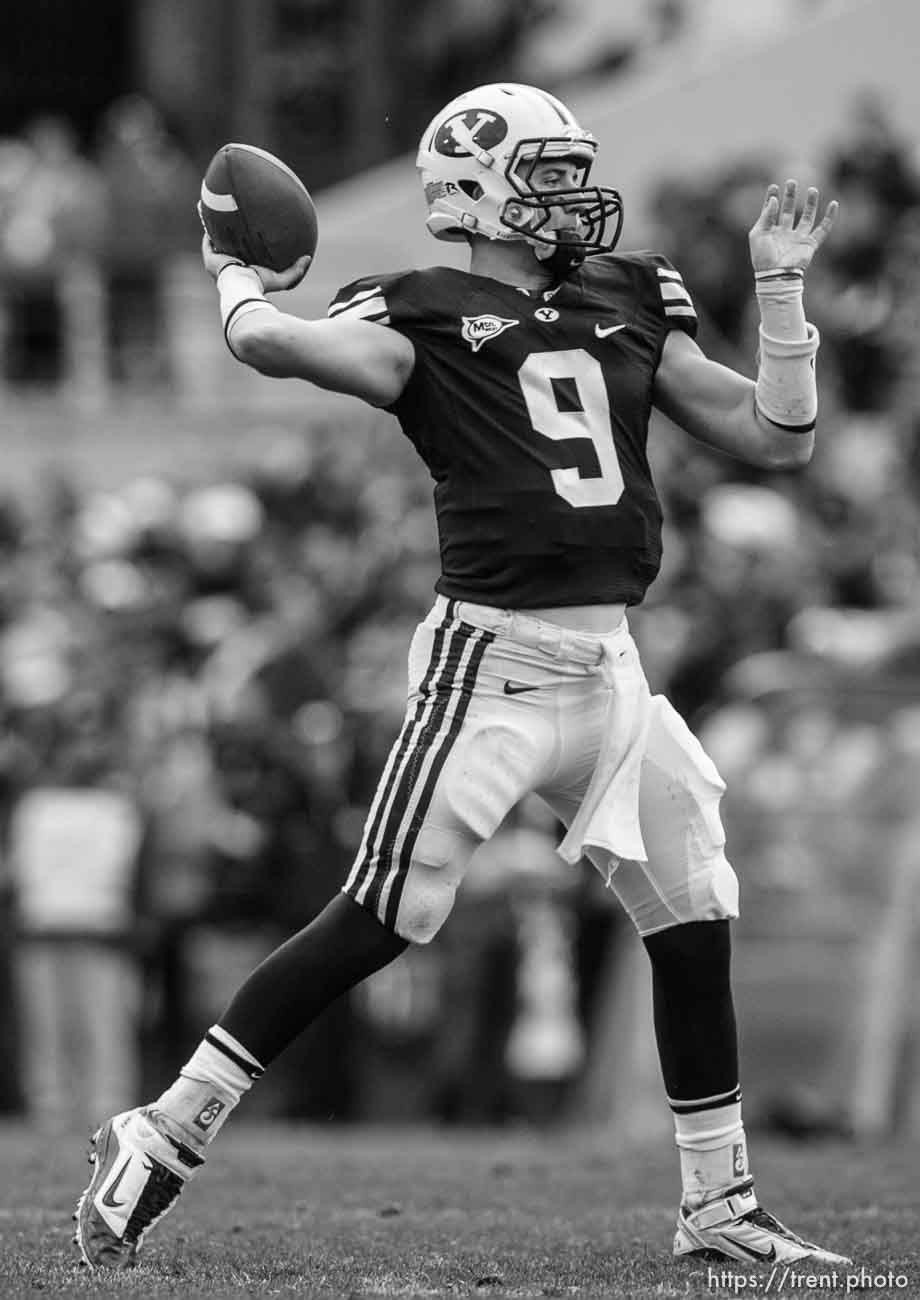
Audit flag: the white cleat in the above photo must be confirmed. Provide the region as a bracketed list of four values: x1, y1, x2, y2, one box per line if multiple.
[73, 1107, 204, 1269]
[674, 1179, 852, 1266]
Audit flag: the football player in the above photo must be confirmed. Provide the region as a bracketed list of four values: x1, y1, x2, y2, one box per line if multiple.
[75, 83, 846, 1269]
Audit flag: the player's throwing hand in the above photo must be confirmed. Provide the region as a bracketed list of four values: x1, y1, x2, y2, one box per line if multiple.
[749, 179, 838, 274]
[197, 193, 313, 294]
[200, 232, 312, 292]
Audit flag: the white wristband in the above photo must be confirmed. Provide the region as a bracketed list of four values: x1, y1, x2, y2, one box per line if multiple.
[755, 322, 820, 431]
[754, 267, 807, 341]
[217, 264, 277, 354]
[753, 268, 817, 430]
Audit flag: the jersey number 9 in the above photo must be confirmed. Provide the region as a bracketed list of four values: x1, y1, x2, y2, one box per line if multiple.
[518, 349, 624, 509]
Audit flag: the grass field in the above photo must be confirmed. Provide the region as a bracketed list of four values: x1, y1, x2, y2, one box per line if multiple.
[0, 1123, 917, 1299]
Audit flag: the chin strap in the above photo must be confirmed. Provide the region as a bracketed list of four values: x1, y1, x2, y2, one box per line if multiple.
[533, 230, 587, 278]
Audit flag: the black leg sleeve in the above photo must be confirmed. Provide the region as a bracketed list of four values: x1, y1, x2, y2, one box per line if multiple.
[643, 919, 739, 1101]
[219, 893, 408, 1067]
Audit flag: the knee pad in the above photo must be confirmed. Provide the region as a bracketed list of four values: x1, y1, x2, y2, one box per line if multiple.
[604, 849, 740, 937]
[687, 850, 739, 925]
[392, 825, 476, 945]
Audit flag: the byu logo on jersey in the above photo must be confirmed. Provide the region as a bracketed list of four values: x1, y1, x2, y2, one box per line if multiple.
[534, 306, 559, 322]
[461, 315, 519, 353]
[434, 110, 508, 157]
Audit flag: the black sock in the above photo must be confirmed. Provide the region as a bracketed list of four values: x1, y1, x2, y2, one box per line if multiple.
[643, 919, 738, 1100]
[219, 892, 408, 1066]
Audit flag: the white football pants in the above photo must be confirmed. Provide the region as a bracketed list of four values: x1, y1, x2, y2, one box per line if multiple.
[343, 596, 739, 943]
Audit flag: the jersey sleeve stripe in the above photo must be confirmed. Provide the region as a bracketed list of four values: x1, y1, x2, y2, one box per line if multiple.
[656, 267, 683, 281]
[664, 304, 697, 317]
[329, 296, 390, 322]
[328, 284, 384, 316]
[659, 281, 692, 303]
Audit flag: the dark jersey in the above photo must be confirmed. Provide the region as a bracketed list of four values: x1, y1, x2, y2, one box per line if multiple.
[328, 252, 697, 609]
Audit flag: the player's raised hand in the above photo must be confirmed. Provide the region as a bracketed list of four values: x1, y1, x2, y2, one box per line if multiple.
[749, 180, 838, 274]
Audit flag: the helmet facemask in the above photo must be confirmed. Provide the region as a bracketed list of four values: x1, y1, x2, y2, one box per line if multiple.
[501, 138, 624, 268]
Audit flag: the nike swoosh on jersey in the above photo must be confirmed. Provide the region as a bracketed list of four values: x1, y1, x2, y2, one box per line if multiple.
[595, 323, 627, 338]
[503, 681, 540, 695]
[100, 1155, 134, 1209]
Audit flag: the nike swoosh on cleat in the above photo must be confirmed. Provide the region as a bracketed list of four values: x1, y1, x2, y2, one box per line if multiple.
[595, 323, 627, 338]
[100, 1156, 134, 1209]
[503, 681, 540, 695]
[729, 1240, 777, 1263]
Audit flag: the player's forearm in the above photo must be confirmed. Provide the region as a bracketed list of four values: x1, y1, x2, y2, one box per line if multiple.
[753, 268, 818, 435]
[689, 368, 814, 469]
[708, 267, 820, 467]
[751, 398, 815, 467]
[654, 340, 814, 469]
[697, 395, 814, 470]
[718, 369, 815, 469]
[213, 263, 332, 385]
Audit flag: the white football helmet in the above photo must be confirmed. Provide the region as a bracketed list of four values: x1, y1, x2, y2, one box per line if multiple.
[416, 83, 623, 267]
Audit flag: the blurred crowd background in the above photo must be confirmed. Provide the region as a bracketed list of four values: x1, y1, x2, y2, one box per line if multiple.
[0, 0, 918, 1142]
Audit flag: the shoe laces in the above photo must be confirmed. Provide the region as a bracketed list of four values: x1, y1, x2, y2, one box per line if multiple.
[124, 1161, 184, 1245]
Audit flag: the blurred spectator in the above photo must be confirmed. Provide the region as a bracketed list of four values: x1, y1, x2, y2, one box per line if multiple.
[10, 699, 146, 1132]
[133, 716, 248, 1088]
[809, 95, 920, 413]
[93, 95, 198, 387]
[0, 115, 106, 386]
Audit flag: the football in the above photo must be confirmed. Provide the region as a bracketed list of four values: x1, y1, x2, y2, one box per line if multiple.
[199, 143, 318, 272]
